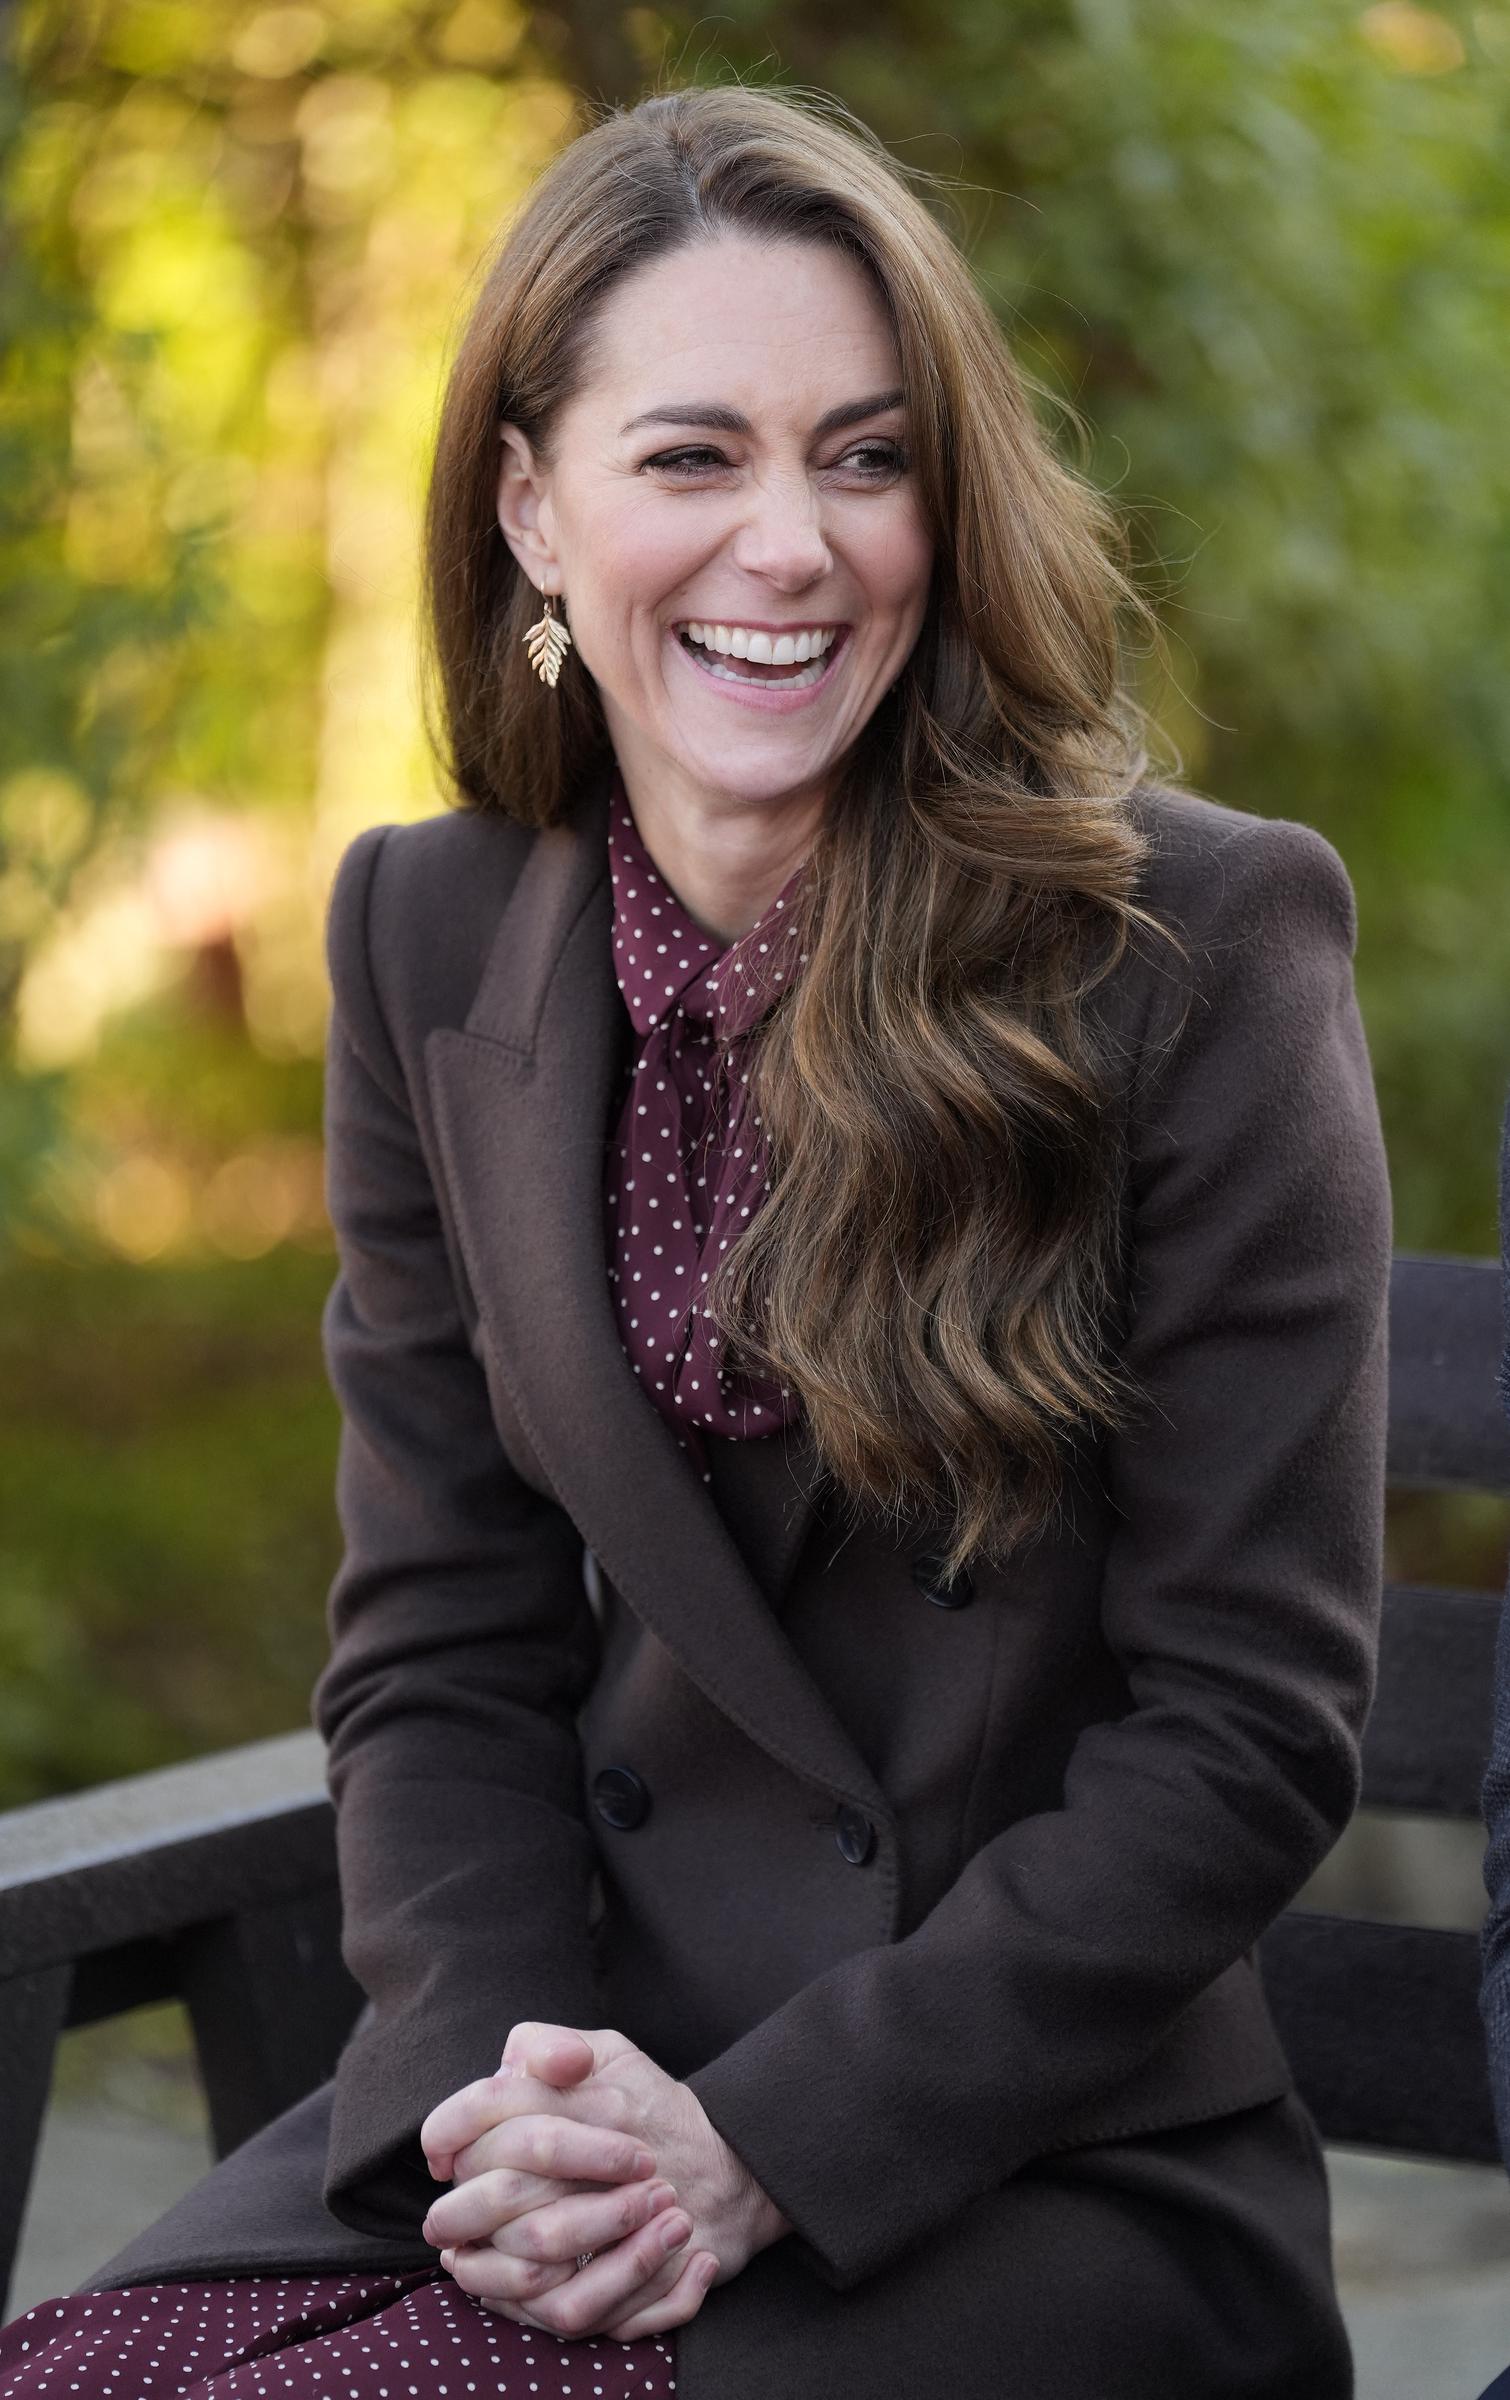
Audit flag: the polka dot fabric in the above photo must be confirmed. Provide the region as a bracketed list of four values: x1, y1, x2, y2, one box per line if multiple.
[0, 2271, 676, 2396]
[605, 764, 810, 1485]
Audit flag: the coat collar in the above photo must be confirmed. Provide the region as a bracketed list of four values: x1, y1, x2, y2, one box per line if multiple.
[423, 757, 890, 1819]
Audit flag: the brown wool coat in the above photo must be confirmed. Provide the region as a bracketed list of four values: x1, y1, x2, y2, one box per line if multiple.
[86, 760, 1393, 2396]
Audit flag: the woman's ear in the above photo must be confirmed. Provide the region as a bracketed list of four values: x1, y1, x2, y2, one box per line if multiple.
[496, 420, 560, 592]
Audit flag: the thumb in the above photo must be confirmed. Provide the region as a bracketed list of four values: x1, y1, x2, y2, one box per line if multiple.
[501, 2022, 597, 2085]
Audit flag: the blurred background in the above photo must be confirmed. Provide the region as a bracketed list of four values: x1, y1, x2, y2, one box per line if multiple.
[2, 0, 1508, 2388]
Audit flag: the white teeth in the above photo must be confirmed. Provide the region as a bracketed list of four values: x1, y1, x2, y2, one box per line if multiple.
[681, 621, 838, 658]
[673, 621, 843, 693]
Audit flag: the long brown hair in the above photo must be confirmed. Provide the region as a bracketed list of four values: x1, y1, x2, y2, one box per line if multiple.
[419, 76, 1191, 1578]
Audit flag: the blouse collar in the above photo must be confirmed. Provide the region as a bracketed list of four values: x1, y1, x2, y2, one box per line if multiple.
[606, 764, 809, 1044]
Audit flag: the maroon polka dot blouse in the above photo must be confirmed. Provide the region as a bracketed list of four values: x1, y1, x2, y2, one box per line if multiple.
[0, 2271, 678, 2397]
[604, 763, 811, 1483]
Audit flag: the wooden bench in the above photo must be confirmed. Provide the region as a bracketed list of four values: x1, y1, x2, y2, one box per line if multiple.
[1, 1250, 1505, 2320]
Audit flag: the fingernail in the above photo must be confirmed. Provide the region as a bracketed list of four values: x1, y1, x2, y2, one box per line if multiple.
[699, 2255, 718, 2285]
[632, 2147, 656, 2176]
[662, 2214, 690, 2249]
[440, 2248, 455, 2269]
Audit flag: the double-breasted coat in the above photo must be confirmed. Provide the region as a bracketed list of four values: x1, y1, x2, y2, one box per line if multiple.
[84, 759, 1393, 2397]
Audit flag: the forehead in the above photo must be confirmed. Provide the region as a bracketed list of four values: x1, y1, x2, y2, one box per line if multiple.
[577, 234, 900, 423]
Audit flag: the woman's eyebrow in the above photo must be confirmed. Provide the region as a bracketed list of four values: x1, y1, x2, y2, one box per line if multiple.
[619, 387, 905, 439]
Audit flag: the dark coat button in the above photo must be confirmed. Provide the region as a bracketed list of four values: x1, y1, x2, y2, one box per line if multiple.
[592, 1766, 651, 1830]
[909, 1547, 975, 1608]
[834, 1803, 876, 1866]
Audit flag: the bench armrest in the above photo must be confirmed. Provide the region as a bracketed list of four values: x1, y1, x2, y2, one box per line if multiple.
[0, 1730, 335, 1975]
[0, 1730, 362, 2319]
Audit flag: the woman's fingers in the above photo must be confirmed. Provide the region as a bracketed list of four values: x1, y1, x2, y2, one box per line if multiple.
[423, 2029, 640, 2182]
[499, 2025, 598, 2083]
[436, 2102, 655, 2194]
[501, 2023, 637, 2079]
[499, 2178, 682, 2266]
[423, 2165, 566, 2248]
[426, 2071, 610, 2173]
[421, 2072, 540, 2174]
[449, 2199, 696, 2336]
[597, 2248, 722, 2341]
[490, 2110, 656, 2187]
[522, 2241, 686, 2339]
[428, 2169, 679, 2258]
[421, 2073, 508, 2177]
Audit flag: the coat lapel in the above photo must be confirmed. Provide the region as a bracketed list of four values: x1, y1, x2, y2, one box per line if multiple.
[424, 760, 889, 1820]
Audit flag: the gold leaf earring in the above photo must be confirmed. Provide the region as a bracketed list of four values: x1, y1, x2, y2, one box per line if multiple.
[524, 590, 572, 688]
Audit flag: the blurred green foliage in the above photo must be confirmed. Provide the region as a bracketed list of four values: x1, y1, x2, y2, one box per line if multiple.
[0, 1246, 339, 1806]
[1, 0, 1505, 1801]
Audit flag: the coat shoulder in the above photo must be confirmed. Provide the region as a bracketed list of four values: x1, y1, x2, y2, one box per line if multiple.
[1095, 780, 1360, 1088]
[1122, 777, 1357, 943]
[323, 804, 535, 1086]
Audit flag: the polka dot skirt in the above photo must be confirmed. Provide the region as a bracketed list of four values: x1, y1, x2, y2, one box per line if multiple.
[0, 2270, 675, 2396]
[604, 764, 810, 1486]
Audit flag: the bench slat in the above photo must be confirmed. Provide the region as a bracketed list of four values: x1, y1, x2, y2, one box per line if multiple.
[1361, 1581, 1501, 1816]
[179, 1887, 364, 2155]
[1388, 1255, 1509, 1492]
[1259, 1909, 1497, 2159]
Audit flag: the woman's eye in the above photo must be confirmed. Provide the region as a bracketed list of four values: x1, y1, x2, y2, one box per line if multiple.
[642, 442, 909, 481]
[643, 447, 730, 477]
[845, 442, 910, 479]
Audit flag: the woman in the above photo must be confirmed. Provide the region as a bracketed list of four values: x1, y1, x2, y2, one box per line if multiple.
[0, 77, 1391, 2400]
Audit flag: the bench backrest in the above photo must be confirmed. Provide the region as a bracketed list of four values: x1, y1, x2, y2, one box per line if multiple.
[1257, 1252, 1509, 2159]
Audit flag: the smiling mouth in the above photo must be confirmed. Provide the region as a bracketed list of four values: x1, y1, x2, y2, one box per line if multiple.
[672, 624, 850, 690]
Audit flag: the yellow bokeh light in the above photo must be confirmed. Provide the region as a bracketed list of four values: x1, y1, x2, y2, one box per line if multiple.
[436, 0, 526, 70]
[95, 1152, 193, 1262]
[201, 1139, 327, 1257]
[230, 6, 329, 81]
[16, 884, 167, 1070]
[295, 74, 396, 199]
[1359, 3, 1467, 71]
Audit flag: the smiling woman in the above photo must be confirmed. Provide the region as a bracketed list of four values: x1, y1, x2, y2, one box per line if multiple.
[5, 70, 1391, 2400]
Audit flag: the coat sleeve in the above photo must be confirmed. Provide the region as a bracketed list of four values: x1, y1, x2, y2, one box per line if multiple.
[685, 811, 1393, 2291]
[1477, 1087, 1510, 2175]
[313, 823, 603, 2244]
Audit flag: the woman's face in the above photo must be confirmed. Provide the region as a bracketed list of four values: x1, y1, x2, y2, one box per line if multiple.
[497, 232, 934, 821]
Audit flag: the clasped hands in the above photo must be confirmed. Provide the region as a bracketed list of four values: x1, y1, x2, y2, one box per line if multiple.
[418, 2022, 792, 2341]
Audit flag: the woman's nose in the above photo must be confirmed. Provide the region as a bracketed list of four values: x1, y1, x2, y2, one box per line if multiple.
[728, 474, 833, 584]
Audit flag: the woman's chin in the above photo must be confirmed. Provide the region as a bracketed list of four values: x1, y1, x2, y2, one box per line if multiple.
[655, 732, 838, 801]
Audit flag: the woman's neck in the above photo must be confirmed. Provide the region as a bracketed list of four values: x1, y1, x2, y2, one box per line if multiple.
[610, 755, 824, 946]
